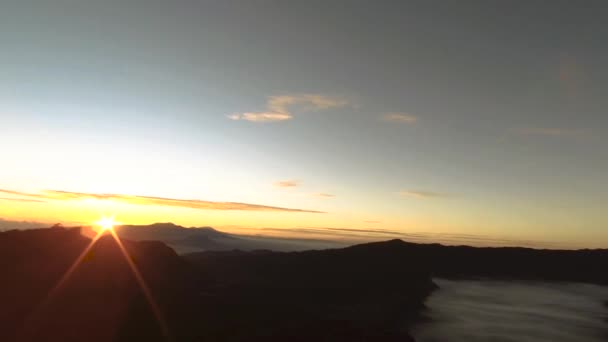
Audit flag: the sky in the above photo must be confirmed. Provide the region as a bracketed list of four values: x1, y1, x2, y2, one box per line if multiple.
[1, 1, 607, 248]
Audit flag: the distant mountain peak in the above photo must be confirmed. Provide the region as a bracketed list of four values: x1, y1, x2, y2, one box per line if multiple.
[350, 238, 408, 248]
[127, 222, 219, 231]
[385, 238, 407, 244]
[145, 222, 184, 229]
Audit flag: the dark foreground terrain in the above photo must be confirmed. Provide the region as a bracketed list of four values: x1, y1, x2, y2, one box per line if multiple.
[0, 226, 606, 341]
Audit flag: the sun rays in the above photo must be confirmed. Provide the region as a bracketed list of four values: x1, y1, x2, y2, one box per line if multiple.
[21, 218, 171, 341]
[108, 228, 171, 340]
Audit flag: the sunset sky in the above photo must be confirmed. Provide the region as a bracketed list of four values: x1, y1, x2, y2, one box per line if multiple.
[1, 1, 607, 248]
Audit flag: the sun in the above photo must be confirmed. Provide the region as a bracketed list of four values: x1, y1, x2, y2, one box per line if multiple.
[96, 216, 117, 231]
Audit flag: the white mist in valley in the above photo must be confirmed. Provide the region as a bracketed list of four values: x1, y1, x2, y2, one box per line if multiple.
[413, 279, 608, 342]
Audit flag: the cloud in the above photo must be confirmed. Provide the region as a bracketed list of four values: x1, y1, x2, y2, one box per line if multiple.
[275, 180, 299, 188]
[516, 127, 582, 137]
[0, 188, 324, 213]
[230, 94, 349, 122]
[382, 112, 417, 124]
[228, 112, 292, 122]
[0, 197, 46, 203]
[399, 190, 448, 199]
[0, 188, 46, 198]
[260, 227, 407, 239]
[0, 189, 48, 203]
[314, 193, 335, 198]
[257, 227, 567, 248]
[273, 182, 334, 198]
[267, 94, 349, 112]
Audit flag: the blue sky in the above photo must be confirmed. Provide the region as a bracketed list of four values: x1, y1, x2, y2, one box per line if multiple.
[1, 1, 607, 247]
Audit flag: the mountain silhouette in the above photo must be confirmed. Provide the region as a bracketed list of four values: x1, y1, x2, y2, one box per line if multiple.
[0, 227, 433, 341]
[1, 226, 607, 341]
[0, 227, 193, 342]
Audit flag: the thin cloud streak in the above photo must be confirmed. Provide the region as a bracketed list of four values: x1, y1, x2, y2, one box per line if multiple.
[383, 112, 417, 124]
[230, 94, 349, 122]
[516, 127, 583, 137]
[399, 190, 448, 199]
[275, 180, 299, 188]
[314, 193, 335, 198]
[228, 112, 292, 122]
[0, 189, 47, 198]
[0, 197, 46, 203]
[268, 94, 349, 113]
[258, 227, 569, 249]
[0, 188, 324, 213]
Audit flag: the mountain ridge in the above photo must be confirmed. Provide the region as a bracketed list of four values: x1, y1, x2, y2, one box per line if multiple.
[2, 225, 608, 341]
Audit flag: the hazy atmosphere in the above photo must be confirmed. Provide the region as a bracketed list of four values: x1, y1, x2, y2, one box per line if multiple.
[2, 2, 608, 342]
[1, 0, 607, 248]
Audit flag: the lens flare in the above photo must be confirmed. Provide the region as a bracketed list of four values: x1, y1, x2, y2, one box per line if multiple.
[21, 219, 171, 341]
[96, 215, 117, 231]
[108, 229, 171, 340]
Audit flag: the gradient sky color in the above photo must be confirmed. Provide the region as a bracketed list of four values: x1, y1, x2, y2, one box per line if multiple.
[1, 1, 607, 248]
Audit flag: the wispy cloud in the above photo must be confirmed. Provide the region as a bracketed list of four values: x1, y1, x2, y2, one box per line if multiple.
[399, 190, 448, 199]
[257, 227, 567, 248]
[0, 188, 324, 213]
[314, 193, 335, 198]
[275, 180, 299, 188]
[516, 127, 583, 137]
[228, 112, 292, 122]
[0, 197, 46, 203]
[230, 94, 349, 122]
[273, 181, 335, 199]
[267, 94, 349, 113]
[382, 112, 417, 124]
[260, 227, 406, 239]
[0, 189, 46, 198]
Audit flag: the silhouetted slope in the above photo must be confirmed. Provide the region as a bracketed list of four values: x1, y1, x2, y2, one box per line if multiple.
[346, 239, 608, 284]
[0, 227, 194, 342]
[187, 238, 608, 286]
[3, 228, 606, 342]
[185, 245, 436, 341]
[0, 228, 435, 342]
[185, 239, 608, 339]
